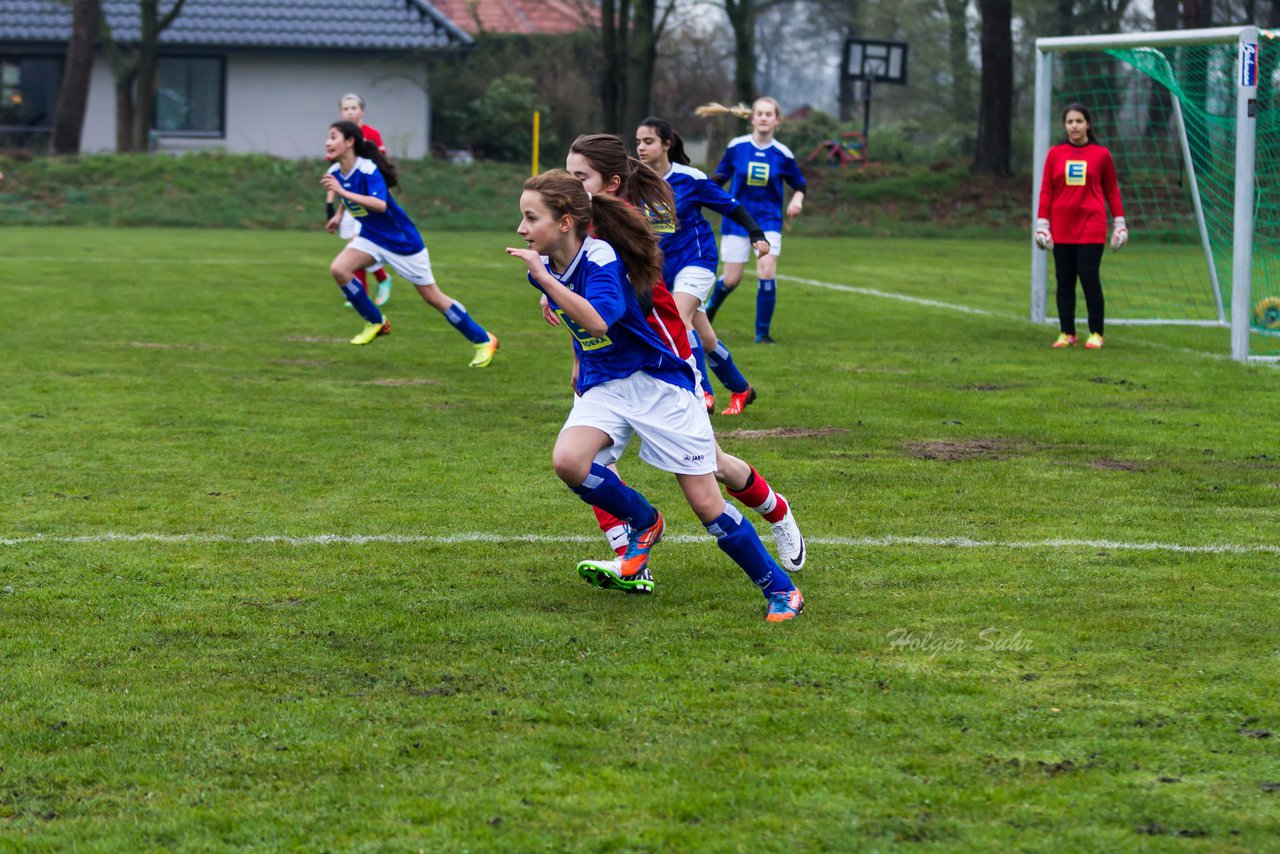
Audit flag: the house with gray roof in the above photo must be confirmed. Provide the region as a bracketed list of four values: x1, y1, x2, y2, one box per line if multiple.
[0, 0, 473, 157]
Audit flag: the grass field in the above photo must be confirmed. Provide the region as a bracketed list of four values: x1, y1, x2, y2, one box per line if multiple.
[2, 227, 1279, 850]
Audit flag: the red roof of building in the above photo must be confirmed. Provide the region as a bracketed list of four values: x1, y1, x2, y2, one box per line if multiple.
[433, 0, 593, 34]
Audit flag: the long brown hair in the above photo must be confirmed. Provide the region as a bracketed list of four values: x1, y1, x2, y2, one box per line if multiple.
[524, 169, 663, 300]
[330, 120, 398, 188]
[568, 133, 676, 231]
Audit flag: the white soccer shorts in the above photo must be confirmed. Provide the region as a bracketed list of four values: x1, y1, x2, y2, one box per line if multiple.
[347, 236, 435, 286]
[670, 266, 717, 303]
[561, 371, 716, 475]
[720, 231, 782, 264]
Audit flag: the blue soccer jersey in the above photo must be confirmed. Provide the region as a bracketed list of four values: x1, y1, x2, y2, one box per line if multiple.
[654, 163, 742, 282]
[715, 135, 807, 235]
[327, 158, 425, 256]
[530, 236, 695, 395]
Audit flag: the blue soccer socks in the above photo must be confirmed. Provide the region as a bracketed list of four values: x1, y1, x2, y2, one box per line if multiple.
[705, 277, 733, 320]
[444, 301, 491, 345]
[341, 280, 384, 326]
[688, 329, 714, 395]
[570, 463, 658, 531]
[756, 278, 777, 340]
[705, 340, 750, 394]
[705, 504, 795, 596]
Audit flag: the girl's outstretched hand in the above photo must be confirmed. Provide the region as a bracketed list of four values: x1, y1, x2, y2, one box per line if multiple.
[505, 246, 544, 274]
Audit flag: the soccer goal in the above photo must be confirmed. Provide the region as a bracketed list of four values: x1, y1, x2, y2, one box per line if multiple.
[1031, 26, 1279, 362]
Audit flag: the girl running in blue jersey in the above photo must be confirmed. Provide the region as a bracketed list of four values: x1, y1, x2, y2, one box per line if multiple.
[505, 170, 803, 622]
[325, 93, 394, 307]
[563, 133, 806, 572]
[634, 116, 769, 417]
[323, 121, 499, 365]
[701, 98, 807, 343]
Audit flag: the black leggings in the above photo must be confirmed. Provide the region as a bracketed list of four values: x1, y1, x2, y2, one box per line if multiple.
[1052, 243, 1105, 336]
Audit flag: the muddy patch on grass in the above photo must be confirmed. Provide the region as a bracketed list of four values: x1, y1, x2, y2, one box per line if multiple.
[1090, 458, 1147, 472]
[905, 438, 1023, 461]
[722, 427, 851, 440]
[957, 383, 1012, 392]
[364, 378, 444, 386]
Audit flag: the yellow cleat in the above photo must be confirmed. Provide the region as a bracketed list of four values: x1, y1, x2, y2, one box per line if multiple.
[1052, 333, 1077, 349]
[350, 317, 390, 345]
[469, 332, 499, 367]
[1084, 333, 1104, 349]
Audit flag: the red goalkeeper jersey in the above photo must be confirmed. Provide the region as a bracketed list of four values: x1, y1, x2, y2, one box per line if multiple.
[360, 124, 385, 153]
[1037, 141, 1124, 244]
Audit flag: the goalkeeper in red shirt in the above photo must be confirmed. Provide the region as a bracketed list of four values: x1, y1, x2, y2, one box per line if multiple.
[1035, 103, 1128, 350]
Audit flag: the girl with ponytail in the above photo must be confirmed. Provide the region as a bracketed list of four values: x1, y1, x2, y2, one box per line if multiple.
[505, 170, 805, 623]
[322, 121, 499, 365]
[701, 97, 807, 344]
[562, 136, 809, 575]
[635, 116, 769, 417]
[326, 95, 394, 306]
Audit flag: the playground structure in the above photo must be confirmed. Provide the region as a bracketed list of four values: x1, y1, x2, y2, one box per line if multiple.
[807, 131, 867, 166]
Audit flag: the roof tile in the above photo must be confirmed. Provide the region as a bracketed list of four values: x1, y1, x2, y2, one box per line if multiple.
[0, 0, 473, 49]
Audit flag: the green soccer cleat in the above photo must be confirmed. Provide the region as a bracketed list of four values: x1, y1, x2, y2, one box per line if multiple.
[350, 317, 390, 345]
[577, 558, 626, 591]
[470, 333, 499, 367]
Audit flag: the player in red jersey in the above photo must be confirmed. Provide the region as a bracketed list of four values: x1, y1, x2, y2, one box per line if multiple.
[555, 134, 806, 572]
[1035, 102, 1128, 350]
[326, 93, 393, 306]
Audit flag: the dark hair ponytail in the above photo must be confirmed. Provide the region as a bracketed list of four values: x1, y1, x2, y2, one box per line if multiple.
[638, 115, 690, 166]
[568, 133, 678, 231]
[331, 120, 399, 188]
[523, 170, 663, 301]
[1062, 103, 1099, 144]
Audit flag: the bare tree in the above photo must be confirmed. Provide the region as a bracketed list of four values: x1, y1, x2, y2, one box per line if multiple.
[940, 0, 974, 125]
[51, 0, 101, 154]
[100, 0, 188, 152]
[599, 0, 677, 133]
[722, 0, 759, 105]
[972, 0, 1012, 175]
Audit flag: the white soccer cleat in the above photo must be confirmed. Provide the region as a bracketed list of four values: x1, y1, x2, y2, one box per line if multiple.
[770, 497, 806, 571]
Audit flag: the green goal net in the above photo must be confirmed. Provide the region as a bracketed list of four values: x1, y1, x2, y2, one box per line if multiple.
[1032, 28, 1280, 360]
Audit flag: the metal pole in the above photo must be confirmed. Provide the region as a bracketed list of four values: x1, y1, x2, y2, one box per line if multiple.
[1230, 28, 1258, 361]
[862, 78, 872, 150]
[1031, 47, 1052, 324]
[1171, 96, 1226, 324]
[532, 111, 540, 177]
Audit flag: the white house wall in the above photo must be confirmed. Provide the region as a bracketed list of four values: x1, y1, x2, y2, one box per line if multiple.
[77, 52, 431, 159]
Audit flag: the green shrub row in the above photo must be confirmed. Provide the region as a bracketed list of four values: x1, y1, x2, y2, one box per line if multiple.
[0, 152, 1031, 237]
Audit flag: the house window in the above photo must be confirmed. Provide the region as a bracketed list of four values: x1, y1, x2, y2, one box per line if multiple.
[0, 55, 62, 147]
[154, 57, 224, 136]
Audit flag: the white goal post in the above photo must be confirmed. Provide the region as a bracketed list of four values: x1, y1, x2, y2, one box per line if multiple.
[1030, 26, 1265, 362]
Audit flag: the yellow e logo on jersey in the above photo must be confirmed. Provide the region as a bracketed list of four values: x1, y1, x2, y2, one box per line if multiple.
[554, 308, 612, 351]
[747, 162, 771, 186]
[644, 202, 676, 234]
[1065, 161, 1087, 186]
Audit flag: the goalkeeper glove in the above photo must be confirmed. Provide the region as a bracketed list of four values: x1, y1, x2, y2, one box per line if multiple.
[1110, 217, 1128, 252]
[1034, 218, 1053, 251]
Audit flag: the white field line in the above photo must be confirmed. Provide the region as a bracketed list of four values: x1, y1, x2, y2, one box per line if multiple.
[2, 531, 1277, 555]
[779, 274, 1245, 362]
